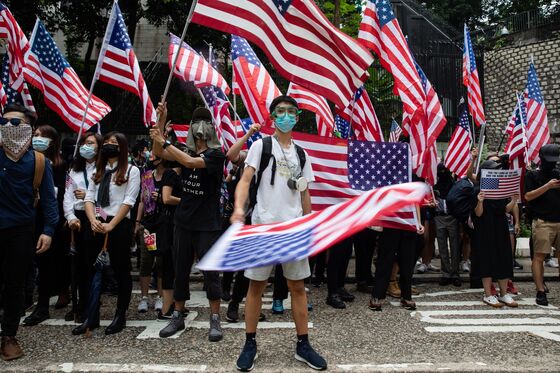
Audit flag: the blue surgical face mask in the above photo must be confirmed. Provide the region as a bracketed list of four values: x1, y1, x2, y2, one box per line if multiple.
[79, 144, 97, 160]
[274, 113, 297, 133]
[32, 136, 51, 152]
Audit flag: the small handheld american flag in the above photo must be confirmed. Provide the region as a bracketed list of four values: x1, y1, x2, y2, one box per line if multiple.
[480, 169, 521, 200]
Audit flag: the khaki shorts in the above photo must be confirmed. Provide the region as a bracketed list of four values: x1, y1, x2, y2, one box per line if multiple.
[245, 258, 311, 282]
[532, 219, 560, 255]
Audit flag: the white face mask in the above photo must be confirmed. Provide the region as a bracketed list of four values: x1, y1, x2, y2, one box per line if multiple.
[0, 123, 32, 161]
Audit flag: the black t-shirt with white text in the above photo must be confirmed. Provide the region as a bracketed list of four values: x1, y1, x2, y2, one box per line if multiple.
[525, 169, 560, 222]
[174, 148, 225, 231]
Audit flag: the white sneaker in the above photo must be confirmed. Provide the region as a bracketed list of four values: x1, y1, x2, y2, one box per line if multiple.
[460, 260, 471, 273]
[154, 297, 163, 311]
[545, 258, 559, 268]
[416, 263, 428, 274]
[498, 294, 519, 307]
[483, 295, 504, 308]
[427, 263, 440, 272]
[138, 297, 149, 313]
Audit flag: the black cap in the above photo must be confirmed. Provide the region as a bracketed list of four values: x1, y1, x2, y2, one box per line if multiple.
[539, 144, 560, 162]
[480, 160, 501, 170]
[269, 95, 299, 113]
[191, 107, 212, 122]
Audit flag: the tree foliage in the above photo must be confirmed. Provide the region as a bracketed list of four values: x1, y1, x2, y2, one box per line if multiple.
[315, 0, 364, 36]
[422, 0, 484, 27]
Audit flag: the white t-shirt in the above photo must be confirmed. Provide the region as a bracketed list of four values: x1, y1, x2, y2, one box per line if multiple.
[245, 137, 315, 224]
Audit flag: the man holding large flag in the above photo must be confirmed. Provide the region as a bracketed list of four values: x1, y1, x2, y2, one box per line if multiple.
[230, 95, 327, 371]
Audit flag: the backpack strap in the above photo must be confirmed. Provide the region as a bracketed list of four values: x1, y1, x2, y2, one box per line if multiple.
[294, 143, 306, 170]
[256, 136, 275, 189]
[33, 151, 46, 207]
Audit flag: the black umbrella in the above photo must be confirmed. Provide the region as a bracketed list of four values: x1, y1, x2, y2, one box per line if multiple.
[84, 233, 110, 337]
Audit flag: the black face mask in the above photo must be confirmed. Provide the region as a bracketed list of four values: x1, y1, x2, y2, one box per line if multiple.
[101, 144, 120, 158]
[541, 161, 556, 173]
[146, 159, 161, 170]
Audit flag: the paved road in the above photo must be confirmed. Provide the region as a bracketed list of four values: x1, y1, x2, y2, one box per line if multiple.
[2, 278, 560, 372]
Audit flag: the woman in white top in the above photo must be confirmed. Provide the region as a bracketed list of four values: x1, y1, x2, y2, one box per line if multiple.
[63, 132, 101, 332]
[76, 132, 140, 336]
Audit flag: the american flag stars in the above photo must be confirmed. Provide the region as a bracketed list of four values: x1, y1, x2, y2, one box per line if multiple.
[31, 26, 70, 76]
[231, 36, 261, 67]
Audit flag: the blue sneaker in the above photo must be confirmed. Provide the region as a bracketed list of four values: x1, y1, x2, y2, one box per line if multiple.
[236, 339, 257, 371]
[295, 340, 327, 370]
[272, 299, 284, 314]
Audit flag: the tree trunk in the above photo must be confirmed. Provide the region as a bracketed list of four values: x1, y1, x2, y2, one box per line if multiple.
[83, 35, 96, 83]
[333, 0, 341, 27]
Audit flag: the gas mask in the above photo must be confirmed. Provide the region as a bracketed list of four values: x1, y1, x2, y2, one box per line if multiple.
[287, 174, 308, 192]
[185, 120, 221, 153]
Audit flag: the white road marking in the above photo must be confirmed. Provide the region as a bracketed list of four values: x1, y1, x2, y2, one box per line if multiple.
[390, 298, 557, 309]
[337, 362, 490, 371]
[48, 362, 207, 372]
[414, 288, 483, 298]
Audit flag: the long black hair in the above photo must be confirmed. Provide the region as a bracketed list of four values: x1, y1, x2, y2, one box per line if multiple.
[93, 132, 129, 186]
[73, 132, 103, 173]
[36, 125, 63, 168]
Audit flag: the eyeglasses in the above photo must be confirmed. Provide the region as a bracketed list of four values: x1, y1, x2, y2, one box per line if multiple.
[274, 107, 300, 116]
[0, 117, 27, 126]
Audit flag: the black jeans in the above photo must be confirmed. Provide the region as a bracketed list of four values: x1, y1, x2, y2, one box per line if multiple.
[353, 228, 378, 283]
[36, 225, 70, 309]
[92, 218, 133, 311]
[73, 211, 99, 317]
[327, 238, 353, 294]
[173, 228, 222, 302]
[1, 225, 35, 336]
[372, 228, 417, 301]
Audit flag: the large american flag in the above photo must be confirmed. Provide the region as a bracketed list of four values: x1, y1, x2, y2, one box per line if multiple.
[193, 0, 373, 109]
[231, 35, 281, 126]
[0, 3, 28, 91]
[480, 169, 521, 200]
[389, 119, 402, 142]
[168, 34, 230, 95]
[463, 24, 485, 127]
[407, 60, 447, 181]
[358, 0, 425, 122]
[505, 96, 528, 169]
[338, 86, 384, 142]
[1, 54, 35, 112]
[287, 83, 334, 137]
[24, 20, 110, 132]
[197, 182, 429, 272]
[444, 108, 472, 178]
[94, 1, 155, 127]
[525, 62, 550, 163]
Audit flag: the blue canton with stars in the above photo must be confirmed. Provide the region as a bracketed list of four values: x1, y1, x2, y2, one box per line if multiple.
[239, 118, 262, 148]
[373, 0, 396, 28]
[335, 115, 350, 139]
[1, 54, 24, 105]
[30, 21, 70, 76]
[458, 108, 471, 133]
[527, 63, 544, 104]
[414, 61, 428, 93]
[272, 0, 293, 15]
[464, 25, 477, 73]
[0, 3, 7, 11]
[108, 4, 132, 50]
[231, 35, 261, 67]
[348, 141, 410, 190]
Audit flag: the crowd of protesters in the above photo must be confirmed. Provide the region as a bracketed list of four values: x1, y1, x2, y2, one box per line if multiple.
[0, 98, 559, 372]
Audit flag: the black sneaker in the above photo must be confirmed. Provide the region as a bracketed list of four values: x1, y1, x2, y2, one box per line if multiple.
[236, 339, 257, 371]
[356, 282, 373, 293]
[159, 311, 185, 338]
[326, 294, 346, 309]
[295, 340, 327, 370]
[513, 260, 523, 270]
[226, 302, 240, 323]
[536, 291, 549, 306]
[337, 287, 355, 302]
[452, 278, 462, 287]
[439, 277, 452, 286]
[22, 307, 49, 326]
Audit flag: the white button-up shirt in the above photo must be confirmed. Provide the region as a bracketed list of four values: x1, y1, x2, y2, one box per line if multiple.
[63, 162, 96, 222]
[85, 162, 141, 218]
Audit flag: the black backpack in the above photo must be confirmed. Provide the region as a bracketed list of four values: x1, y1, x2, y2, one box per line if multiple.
[445, 177, 476, 223]
[247, 136, 306, 216]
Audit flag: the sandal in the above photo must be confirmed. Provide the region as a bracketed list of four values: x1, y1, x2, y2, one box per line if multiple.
[400, 298, 416, 310]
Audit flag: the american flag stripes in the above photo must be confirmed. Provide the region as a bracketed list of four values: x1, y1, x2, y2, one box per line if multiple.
[199, 85, 237, 149]
[193, 0, 373, 109]
[0, 81, 6, 107]
[197, 182, 429, 272]
[0, 3, 28, 91]
[168, 34, 230, 95]
[287, 83, 334, 137]
[525, 62, 550, 163]
[338, 86, 383, 142]
[463, 24, 485, 127]
[171, 124, 189, 144]
[24, 20, 111, 133]
[505, 96, 528, 168]
[480, 169, 521, 200]
[417, 143, 438, 186]
[1, 54, 35, 112]
[444, 108, 472, 178]
[358, 0, 425, 122]
[94, 1, 155, 127]
[231, 35, 281, 126]
[389, 119, 402, 142]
